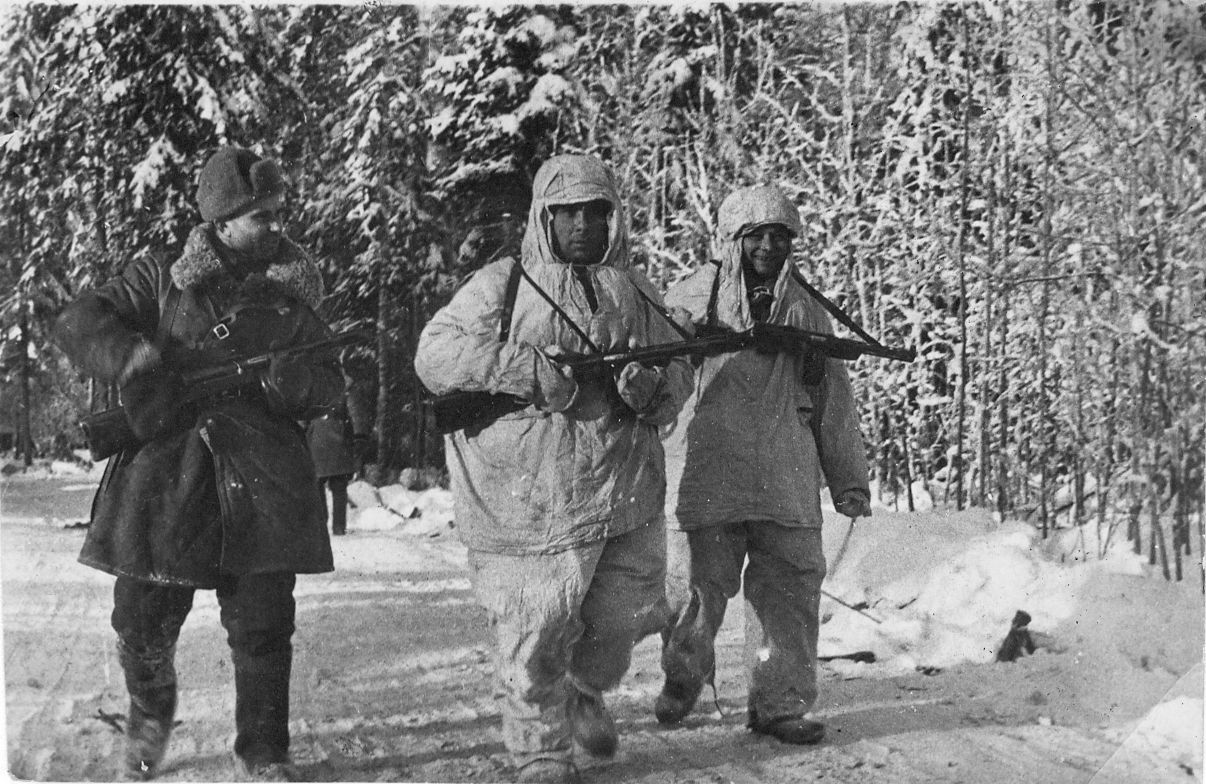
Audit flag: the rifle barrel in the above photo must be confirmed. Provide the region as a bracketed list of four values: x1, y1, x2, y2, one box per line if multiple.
[552, 327, 915, 369]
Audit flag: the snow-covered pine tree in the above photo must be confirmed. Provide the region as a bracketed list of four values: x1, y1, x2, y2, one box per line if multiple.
[424, 3, 580, 262]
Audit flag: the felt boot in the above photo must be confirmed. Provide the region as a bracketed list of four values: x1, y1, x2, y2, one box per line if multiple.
[567, 688, 617, 759]
[232, 648, 292, 774]
[118, 641, 178, 781]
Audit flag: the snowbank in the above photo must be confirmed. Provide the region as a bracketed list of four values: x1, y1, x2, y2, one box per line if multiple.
[328, 480, 1203, 716]
[328, 480, 456, 539]
[1095, 663, 1205, 779]
[820, 507, 1201, 676]
[0, 452, 107, 480]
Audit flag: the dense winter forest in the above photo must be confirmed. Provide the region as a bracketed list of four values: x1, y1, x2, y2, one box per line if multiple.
[1, 2, 1202, 579]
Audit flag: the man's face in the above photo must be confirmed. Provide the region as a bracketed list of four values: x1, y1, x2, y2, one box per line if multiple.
[741, 224, 793, 279]
[549, 199, 610, 265]
[216, 193, 285, 261]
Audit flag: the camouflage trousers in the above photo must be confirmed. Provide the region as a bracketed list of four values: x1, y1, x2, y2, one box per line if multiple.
[467, 520, 666, 763]
[662, 522, 827, 721]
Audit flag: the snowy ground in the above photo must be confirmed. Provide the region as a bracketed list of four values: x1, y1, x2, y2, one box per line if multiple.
[1, 457, 1202, 783]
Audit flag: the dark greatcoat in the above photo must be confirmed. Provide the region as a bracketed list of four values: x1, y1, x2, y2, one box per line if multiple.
[54, 225, 342, 588]
[306, 410, 356, 479]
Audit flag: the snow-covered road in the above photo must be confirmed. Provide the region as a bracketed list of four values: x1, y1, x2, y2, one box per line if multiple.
[2, 470, 1200, 783]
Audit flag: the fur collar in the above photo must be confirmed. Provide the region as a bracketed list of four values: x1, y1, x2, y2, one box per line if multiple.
[171, 224, 324, 311]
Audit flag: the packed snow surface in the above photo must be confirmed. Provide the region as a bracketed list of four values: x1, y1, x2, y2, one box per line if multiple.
[1, 457, 1201, 782]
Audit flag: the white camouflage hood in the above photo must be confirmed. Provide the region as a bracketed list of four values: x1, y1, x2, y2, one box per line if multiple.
[712, 184, 804, 329]
[521, 154, 630, 270]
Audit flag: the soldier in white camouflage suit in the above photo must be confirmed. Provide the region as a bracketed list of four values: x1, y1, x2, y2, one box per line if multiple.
[655, 184, 872, 745]
[416, 154, 693, 783]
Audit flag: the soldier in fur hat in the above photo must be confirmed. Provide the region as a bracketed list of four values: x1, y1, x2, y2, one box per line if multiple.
[54, 146, 344, 781]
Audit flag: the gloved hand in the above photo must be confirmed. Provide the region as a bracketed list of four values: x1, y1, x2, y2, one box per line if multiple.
[616, 361, 666, 415]
[115, 337, 162, 388]
[120, 366, 186, 442]
[534, 347, 579, 413]
[834, 488, 872, 518]
[261, 354, 314, 413]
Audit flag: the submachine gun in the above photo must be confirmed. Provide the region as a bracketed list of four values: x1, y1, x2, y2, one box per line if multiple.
[429, 323, 916, 436]
[81, 329, 371, 461]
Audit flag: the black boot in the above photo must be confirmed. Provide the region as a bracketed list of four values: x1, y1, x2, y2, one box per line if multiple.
[118, 641, 178, 780]
[748, 707, 826, 745]
[655, 589, 713, 725]
[567, 687, 618, 759]
[330, 476, 348, 536]
[232, 648, 293, 778]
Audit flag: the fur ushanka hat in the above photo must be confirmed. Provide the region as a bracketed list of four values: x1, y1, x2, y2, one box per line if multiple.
[196, 146, 286, 223]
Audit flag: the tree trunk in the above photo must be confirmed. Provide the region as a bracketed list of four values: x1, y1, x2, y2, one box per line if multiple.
[410, 287, 425, 469]
[995, 152, 1012, 521]
[1097, 338, 1120, 558]
[1150, 463, 1171, 581]
[17, 312, 33, 466]
[1036, 278, 1050, 537]
[375, 265, 393, 474]
[1035, 5, 1062, 537]
[1131, 339, 1153, 554]
[901, 409, 915, 512]
[976, 275, 992, 510]
[952, 8, 972, 512]
[15, 183, 33, 466]
[1199, 477, 1205, 594]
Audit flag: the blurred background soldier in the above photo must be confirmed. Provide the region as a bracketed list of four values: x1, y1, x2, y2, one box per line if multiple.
[654, 184, 872, 746]
[415, 155, 692, 784]
[306, 368, 370, 535]
[53, 146, 343, 780]
[452, 169, 531, 270]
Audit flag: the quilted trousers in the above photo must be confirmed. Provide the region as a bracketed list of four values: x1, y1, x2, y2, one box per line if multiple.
[661, 523, 826, 721]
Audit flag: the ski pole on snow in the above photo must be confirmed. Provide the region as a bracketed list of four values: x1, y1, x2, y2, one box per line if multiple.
[820, 587, 882, 625]
[830, 516, 856, 573]
[824, 515, 883, 624]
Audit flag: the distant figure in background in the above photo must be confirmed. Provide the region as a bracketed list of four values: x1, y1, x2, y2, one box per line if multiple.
[306, 408, 356, 536]
[307, 364, 372, 536]
[456, 209, 525, 268]
[52, 146, 342, 781]
[453, 169, 531, 270]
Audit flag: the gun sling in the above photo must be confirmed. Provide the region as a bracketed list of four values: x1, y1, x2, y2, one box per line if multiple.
[427, 261, 916, 435]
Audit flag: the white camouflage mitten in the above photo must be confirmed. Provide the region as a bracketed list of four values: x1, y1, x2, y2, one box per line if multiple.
[616, 361, 666, 415]
[533, 347, 579, 413]
[667, 306, 697, 338]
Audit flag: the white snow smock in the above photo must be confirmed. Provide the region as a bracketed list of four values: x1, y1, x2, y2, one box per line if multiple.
[415, 155, 693, 555]
[663, 185, 869, 530]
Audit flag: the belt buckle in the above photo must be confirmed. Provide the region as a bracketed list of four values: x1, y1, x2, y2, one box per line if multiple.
[212, 323, 230, 340]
